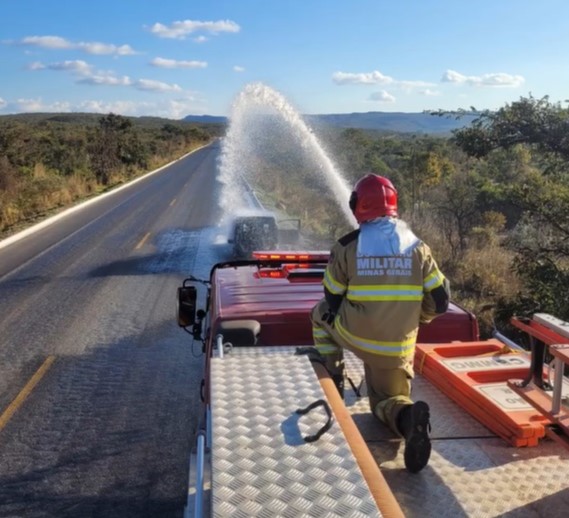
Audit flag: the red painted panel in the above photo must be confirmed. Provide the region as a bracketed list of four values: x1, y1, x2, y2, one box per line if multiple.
[211, 266, 478, 345]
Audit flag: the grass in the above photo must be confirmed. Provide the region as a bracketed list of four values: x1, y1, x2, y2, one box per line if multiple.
[252, 167, 520, 338]
[0, 143, 208, 239]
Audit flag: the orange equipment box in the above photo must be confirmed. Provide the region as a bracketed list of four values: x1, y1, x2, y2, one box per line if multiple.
[415, 340, 551, 447]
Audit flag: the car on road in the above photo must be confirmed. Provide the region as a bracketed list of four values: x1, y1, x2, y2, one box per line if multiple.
[228, 212, 301, 259]
[229, 214, 278, 258]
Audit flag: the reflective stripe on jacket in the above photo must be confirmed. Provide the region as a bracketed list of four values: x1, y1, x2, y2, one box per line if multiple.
[323, 218, 445, 357]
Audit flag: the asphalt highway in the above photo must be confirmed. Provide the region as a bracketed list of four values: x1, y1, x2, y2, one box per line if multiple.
[0, 141, 230, 517]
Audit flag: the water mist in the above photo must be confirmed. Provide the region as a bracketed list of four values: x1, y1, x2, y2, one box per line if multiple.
[218, 82, 357, 229]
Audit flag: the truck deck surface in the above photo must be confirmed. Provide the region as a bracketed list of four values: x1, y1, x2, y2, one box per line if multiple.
[180, 256, 569, 517]
[343, 350, 569, 518]
[210, 348, 381, 517]
[203, 346, 569, 518]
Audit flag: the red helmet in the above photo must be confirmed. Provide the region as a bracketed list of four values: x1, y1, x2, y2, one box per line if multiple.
[349, 174, 398, 223]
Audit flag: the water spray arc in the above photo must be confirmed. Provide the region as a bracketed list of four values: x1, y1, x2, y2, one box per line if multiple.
[218, 82, 357, 227]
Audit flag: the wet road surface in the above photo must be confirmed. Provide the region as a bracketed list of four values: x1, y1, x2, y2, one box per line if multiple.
[0, 143, 233, 517]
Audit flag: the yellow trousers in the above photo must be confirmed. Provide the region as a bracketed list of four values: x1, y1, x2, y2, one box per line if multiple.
[311, 298, 414, 434]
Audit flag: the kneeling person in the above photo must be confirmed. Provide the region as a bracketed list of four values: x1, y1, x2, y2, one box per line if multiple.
[311, 174, 449, 473]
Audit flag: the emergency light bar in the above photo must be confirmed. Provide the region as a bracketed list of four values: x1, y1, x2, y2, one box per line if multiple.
[256, 264, 326, 279]
[252, 251, 330, 261]
[257, 270, 286, 279]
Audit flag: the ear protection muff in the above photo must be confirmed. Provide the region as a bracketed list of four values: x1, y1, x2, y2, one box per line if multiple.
[349, 192, 357, 212]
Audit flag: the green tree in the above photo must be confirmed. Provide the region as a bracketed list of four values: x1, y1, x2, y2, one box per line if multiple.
[90, 113, 134, 185]
[453, 95, 569, 320]
[430, 168, 480, 259]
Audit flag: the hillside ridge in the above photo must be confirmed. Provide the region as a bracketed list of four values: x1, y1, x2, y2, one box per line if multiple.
[183, 111, 477, 134]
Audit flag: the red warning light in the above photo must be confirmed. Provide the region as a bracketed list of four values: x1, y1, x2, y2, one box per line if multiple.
[252, 251, 329, 262]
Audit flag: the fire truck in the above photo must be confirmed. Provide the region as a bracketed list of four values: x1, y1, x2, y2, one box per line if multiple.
[177, 251, 569, 517]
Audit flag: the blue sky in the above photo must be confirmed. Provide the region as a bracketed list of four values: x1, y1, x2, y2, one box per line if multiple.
[1, 0, 568, 119]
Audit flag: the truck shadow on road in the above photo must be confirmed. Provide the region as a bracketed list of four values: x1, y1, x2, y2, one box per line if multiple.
[88, 226, 234, 279]
[0, 318, 204, 518]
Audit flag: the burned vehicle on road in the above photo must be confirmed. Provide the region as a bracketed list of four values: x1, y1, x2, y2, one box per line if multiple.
[228, 212, 300, 258]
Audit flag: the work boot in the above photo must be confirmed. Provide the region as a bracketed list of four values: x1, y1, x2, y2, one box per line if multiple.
[397, 401, 431, 473]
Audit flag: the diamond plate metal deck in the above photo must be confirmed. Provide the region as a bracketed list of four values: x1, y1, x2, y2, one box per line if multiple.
[344, 350, 569, 518]
[208, 346, 569, 517]
[344, 351, 495, 441]
[210, 348, 382, 518]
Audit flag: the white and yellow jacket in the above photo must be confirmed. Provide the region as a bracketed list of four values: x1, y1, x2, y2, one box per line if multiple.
[322, 217, 448, 358]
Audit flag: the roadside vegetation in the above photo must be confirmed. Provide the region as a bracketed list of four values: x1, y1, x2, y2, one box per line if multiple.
[0, 112, 222, 236]
[2, 97, 567, 338]
[249, 95, 569, 338]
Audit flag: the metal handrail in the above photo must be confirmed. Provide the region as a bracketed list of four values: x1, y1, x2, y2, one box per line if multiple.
[194, 431, 206, 518]
[216, 334, 224, 358]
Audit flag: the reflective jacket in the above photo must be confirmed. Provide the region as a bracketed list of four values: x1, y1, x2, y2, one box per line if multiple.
[322, 218, 447, 358]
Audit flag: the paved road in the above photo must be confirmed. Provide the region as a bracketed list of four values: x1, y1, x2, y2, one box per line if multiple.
[0, 142, 231, 517]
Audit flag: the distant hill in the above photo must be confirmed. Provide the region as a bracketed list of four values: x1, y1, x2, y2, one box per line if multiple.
[0, 111, 475, 134]
[0, 112, 225, 130]
[183, 115, 228, 125]
[183, 111, 477, 134]
[305, 112, 476, 134]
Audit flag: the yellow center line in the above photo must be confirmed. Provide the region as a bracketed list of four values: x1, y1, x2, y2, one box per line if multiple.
[135, 232, 151, 250]
[170, 198, 177, 207]
[0, 355, 56, 432]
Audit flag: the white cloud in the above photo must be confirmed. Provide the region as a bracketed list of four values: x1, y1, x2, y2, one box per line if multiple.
[29, 60, 183, 93]
[441, 69, 525, 87]
[369, 90, 396, 103]
[79, 99, 140, 114]
[194, 36, 208, 43]
[21, 36, 71, 49]
[420, 88, 441, 96]
[78, 74, 132, 86]
[166, 97, 204, 118]
[150, 57, 207, 69]
[77, 96, 204, 118]
[77, 42, 136, 56]
[47, 60, 93, 75]
[19, 35, 136, 55]
[0, 95, 205, 118]
[333, 70, 394, 85]
[398, 80, 437, 89]
[27, 61, 46, 70]
[149, 19, 240, 39]
[15, 98, 45, 112]
[10, 98, 72, 113]
[233, 66, 245, 73]
[333, 70, 435, 91]
[29, 59, 92, 75]
[133, 79, 182, 92]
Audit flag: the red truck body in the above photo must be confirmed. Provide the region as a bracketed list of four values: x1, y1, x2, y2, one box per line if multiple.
[183, 252, 569, 518]
[208, 259, 479, 348]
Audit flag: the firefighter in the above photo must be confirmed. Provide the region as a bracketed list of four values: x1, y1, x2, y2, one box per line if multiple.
[311, 173, 449, 473]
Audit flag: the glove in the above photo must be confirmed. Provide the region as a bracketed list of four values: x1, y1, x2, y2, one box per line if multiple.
[321, 311, 336, 326]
